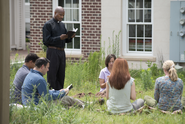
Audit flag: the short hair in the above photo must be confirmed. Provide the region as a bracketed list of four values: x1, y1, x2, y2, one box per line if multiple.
[35, 57, 50, 68]
[105, 54, 116, 67]
[25, 53, 39, 63]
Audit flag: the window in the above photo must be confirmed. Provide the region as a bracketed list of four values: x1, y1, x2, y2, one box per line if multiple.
[25, 0, 30, 3]
[58, 0, 81, 52]
[123, 0, 152, 55]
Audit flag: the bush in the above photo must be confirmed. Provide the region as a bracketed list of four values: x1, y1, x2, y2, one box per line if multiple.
[140, 68, 154, 91]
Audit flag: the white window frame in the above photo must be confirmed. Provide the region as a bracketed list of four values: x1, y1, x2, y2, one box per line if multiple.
[52, 0, 81, 55]
[122, 0, 153, 56]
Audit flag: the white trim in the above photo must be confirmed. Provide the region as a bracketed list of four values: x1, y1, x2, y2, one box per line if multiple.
[52, 0, 81, 54]
[52, 0, 58, 17]
[122, 0, 153, 56]
[25, 3, 30, 5]
[25, 18, 30, 23]
[10, 0, 25, 50]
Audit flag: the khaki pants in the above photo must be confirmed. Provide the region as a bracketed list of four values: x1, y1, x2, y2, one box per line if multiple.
[54, 96, 84, 108]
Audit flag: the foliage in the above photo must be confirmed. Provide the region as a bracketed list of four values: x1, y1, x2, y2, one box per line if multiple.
[146, 60, 161, 77]
[26, 38, 30, 42]
[9, 31, 185, 123]
[140, 68, 154, 91]
[39, 40, 47, 52]
[107, 30, 121, 57]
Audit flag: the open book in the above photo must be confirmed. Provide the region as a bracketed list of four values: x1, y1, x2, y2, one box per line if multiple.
[66, 28, 78, 38]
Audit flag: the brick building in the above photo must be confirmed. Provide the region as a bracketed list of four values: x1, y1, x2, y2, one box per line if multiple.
[10, 0, 185, 68]
[29, 0, 101, 60]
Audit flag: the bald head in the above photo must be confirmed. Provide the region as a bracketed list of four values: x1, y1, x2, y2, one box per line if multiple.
[54, 6, 64, 13]
[54, 6, 65, 22]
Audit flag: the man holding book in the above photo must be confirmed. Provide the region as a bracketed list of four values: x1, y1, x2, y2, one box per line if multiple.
[42, 6, 75, 90]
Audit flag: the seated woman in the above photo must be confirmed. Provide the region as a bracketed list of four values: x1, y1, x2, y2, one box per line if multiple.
[106, 58, 144, 114]
[154, 60, 183, 111]
[99, 54, 116, 92]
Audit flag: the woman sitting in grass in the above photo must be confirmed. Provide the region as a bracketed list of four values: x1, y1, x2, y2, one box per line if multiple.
[106, 58, 144, 114]
[154, 60, 183, 112]
[99, 54, 116, 92]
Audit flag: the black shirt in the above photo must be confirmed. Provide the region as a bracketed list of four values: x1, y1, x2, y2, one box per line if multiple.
[42, 18, 72, 48]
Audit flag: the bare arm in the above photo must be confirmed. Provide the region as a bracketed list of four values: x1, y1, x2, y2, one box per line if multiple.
[106, 82, 109, 99]
[99, 79, 106, 88]
[130, 81, 136, 100]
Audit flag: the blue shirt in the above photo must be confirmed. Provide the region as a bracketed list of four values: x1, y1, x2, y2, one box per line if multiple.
[12, 65, 30, 104]
[154, 76, 183, 111]
[22, 69, 66, 105]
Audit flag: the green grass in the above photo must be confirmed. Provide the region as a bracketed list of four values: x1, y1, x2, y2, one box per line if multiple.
[9, 59, 185, 123]
[9, 43, 185, 123]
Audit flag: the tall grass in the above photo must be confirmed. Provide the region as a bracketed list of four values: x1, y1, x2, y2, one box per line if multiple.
[9, 31, 185, 123]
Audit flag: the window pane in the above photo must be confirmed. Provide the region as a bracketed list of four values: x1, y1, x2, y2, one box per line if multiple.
[58, 0, 64, 7]
[74, 24, 80, 35]
[73, 0, 79, 8]
[129, 39, 136, 51]
[128, 0, 135, 8]
[136, 0, 143, 8]
[144, 10, 151, 22]
[74, 37, 80, 49]
[136, 10, 143, 22]
[145, 39, 152, 51]
[65, 23, 73, 31]
[128, 10, 135, 22]
[145, 0, 151, 8]
[67, 42, 73, 48]
[129, 25, 135, 37]
[73, 9, 79, 21]
[66, 0, 72, 7]
[65, 9, 72, 21]
[137, 25, 143, 37]
[137, 39, 143, 51]
[145, 25, 152, 37]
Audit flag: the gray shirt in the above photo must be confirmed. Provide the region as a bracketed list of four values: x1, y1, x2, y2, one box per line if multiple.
[12, 65, 30, 104]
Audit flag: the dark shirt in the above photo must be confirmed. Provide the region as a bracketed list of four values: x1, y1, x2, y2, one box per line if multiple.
[42, 18, 72, 48]
[12, 65, 30, 104]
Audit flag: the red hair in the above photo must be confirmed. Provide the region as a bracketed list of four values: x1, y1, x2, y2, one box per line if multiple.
[109, 58, 130, 89]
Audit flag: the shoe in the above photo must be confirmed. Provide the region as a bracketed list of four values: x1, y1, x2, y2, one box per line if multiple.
[98, 98, 105, 105]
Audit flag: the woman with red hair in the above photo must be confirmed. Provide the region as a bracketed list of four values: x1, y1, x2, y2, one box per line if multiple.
[106, 58, 144, 114]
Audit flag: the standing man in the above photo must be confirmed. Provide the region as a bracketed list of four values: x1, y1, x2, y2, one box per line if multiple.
[43, 6, 75, 90]
[11, 53, 39, 104]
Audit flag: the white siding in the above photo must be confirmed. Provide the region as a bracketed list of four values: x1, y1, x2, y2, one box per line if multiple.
[10, 0, 25, 50]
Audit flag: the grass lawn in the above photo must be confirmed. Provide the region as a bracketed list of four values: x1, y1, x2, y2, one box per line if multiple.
[9, 53, 185, 124]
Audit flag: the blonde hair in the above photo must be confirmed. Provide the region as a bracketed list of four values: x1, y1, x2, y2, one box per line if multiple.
[162, 60, 178, 82]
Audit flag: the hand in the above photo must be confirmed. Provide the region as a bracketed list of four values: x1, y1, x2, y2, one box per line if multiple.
[71, 33, 76, 39]
[63, 89, 69, 95]
[60, 34, 68, 40]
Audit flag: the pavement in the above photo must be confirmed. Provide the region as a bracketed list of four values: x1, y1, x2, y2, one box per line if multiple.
[10, 49, 28, 62]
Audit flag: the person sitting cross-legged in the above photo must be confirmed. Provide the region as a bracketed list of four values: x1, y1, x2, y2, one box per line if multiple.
[154, 60, 183, 112]
[106, 58, 144, 114]
[21, 57, 84, 107]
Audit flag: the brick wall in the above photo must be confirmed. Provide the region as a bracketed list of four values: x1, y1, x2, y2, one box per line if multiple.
[30, 0, 101, 59]
[81, 0, 101, 58]
[30, 0, 52, 53]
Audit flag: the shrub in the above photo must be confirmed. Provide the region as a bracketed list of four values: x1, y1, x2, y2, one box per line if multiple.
[140, 68, 154, 91]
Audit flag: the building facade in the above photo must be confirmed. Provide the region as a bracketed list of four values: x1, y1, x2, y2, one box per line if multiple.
[12, 0, 185, 68]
